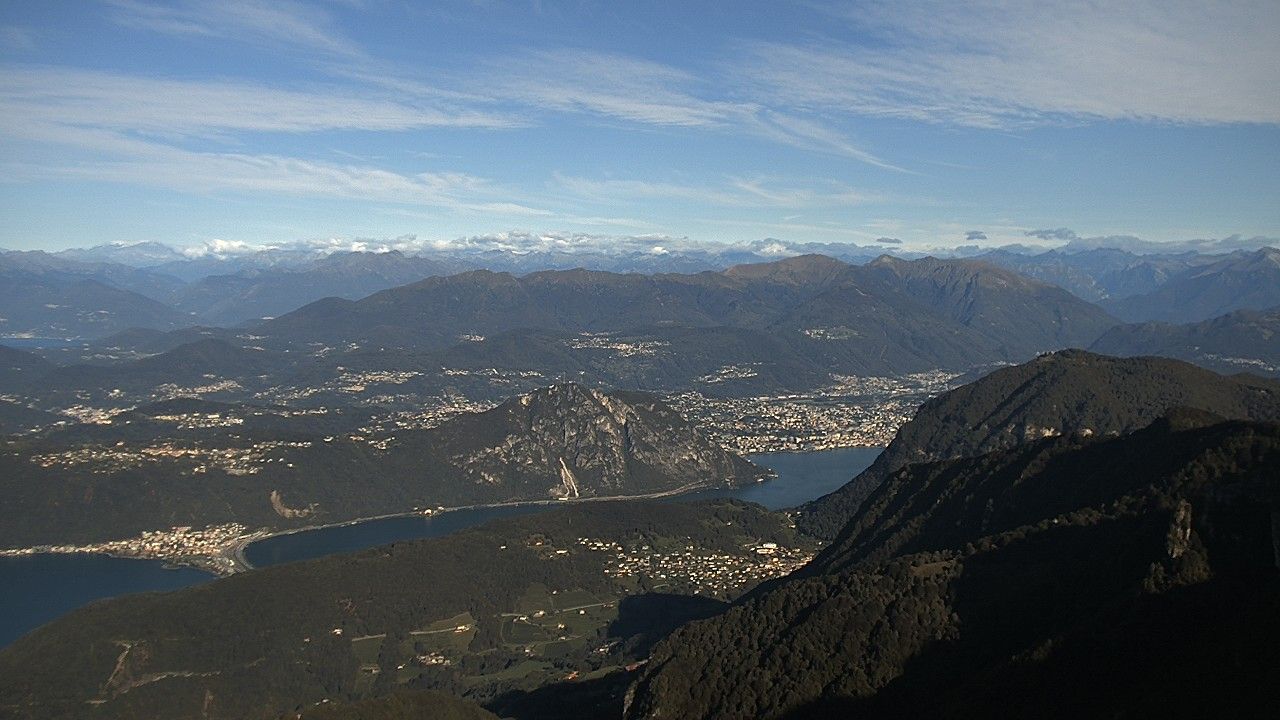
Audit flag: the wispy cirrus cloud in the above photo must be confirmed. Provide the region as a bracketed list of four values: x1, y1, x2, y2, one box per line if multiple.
[0, 67, 519, 137]
[555, 173, 881, 209]
[0, 119, 536, 213]
[0, 64, 527, 210]
[483, 49, 740, 128]
[740, 0, 1280, 127]
[478, 50, 901, 169]
[4, 144, 498, 209]
[107, 0, 364, 59]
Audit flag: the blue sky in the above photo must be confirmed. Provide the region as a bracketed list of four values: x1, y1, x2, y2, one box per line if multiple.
[1, 0, 1277, 254]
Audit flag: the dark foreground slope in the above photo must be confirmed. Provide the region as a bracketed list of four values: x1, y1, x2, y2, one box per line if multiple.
[0, 500, 808, 720]
[286, 690, 497, 720]
[0, 384, 765, 547]
[796, 350, 1280, 539]
[625, 414, 1280, 719]
[1092, 306, 1280, 377]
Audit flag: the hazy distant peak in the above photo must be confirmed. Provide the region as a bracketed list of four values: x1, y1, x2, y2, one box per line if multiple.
[722, 254, 849, 284]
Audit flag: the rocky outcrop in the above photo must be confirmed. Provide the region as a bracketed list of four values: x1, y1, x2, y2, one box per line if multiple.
[428, 383, 768, 500]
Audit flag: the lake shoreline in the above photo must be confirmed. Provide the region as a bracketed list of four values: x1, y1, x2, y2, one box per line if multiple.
[3, 476, 763, 576]
[0, 446, 883, 576]
[1, 447, 882, 648]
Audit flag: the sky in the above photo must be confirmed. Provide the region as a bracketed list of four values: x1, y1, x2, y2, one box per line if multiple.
[1, 0, 1277, 254]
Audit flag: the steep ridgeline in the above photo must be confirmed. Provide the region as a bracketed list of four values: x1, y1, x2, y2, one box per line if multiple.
[977, 247, 1214, 302]
[0, 384, 765, 548]
[259, 255, 1117, 375]
[1091, 306, 1280, 377]
[626, 412, 1280, 719]
[1103, 246, 1280, 323]
[0, 258, 192, 339]
[170, 251, 467, 325]
[0, 500, 808, 720]
[796, 350, 1280, 539]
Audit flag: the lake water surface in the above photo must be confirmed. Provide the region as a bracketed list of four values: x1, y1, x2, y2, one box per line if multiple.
[0, 446, 880, 647]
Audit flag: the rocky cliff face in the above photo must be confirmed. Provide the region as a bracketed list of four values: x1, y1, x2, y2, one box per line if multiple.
[429, 384, 766, 500]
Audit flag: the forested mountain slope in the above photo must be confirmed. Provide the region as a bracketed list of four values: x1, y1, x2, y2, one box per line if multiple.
[0, 501, 806, 720]
[795, 350, 1280, 539]
[260, 255, 1117, 375]
[1091, 306, 1280, 377]
[626, 414, 1280, 719]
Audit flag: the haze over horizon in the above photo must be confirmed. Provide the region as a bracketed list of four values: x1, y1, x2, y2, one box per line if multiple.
[2, 1, 1278, 254]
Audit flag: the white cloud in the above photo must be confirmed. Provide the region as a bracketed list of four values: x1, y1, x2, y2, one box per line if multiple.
[108, 0, 363, 59]
[555, 173, 881, 209]
[0, 68, 518, 137]
[741, 0, 1280, 126]
[482, 49, 742, 128]
[480, 50, 898, 169]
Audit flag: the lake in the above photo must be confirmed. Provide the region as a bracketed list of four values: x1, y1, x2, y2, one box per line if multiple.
[0, 446, 880, 647]
[0, 554, 212, 647]
[244, 446, 880, 567]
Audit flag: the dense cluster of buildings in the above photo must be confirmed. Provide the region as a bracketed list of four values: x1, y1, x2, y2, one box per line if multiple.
[696, 364, 762, 384]
[578, 537, 814, 598]
[564, 332, 670, 357]
[27, 439, 310, 475]
[667, 368, 964, 453]
[0, 522, 258, 575]
[358, 395, 497, 435]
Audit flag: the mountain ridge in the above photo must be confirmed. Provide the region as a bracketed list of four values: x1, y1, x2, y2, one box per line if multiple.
[795, 350, 1280, 539]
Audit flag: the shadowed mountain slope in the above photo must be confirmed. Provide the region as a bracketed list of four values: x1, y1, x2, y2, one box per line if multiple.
[1091, 306, 1280, 377]
[795, 350, 1280, 539]
[626, 414, 1280, 719]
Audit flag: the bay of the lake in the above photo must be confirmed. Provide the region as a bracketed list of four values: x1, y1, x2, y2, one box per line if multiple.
[0, 446, 879, 647]
[0, 554, 212, 647]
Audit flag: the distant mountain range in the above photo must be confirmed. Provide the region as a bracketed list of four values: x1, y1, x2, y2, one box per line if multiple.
[1092, 306, 1280, 376]
[795, 350, 1280, 539]
[166, 251, 470, 325]
[976, 247, 1217, 302]
[0, 255, 193, 338]
[260, 254, 1116, 373]
[977, 246, 1280, 324]
[4, 244, 1277, 400]
[1102, 246, 1280, 322]
[0, 254, 1123, 409]
[2, 238, 903, 333]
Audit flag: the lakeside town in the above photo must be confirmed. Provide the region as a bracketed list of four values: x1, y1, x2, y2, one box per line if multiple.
[666, 368, 964, 453]
[0, 523, 268, 576]
[0, 369, 965, 574]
